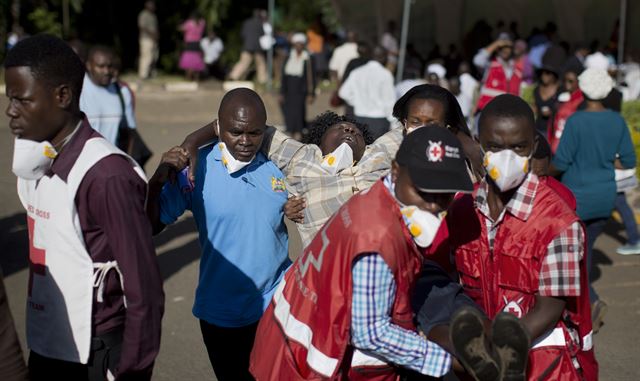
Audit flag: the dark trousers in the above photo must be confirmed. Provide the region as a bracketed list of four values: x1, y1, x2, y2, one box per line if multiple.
[0, 273, 28, 381]
[28, 328, 123, 381]
[354, 116, 390, 141]
[199, 320, 258, 381]
[583, 218, 608, 304]
[615, 192, 639, 245]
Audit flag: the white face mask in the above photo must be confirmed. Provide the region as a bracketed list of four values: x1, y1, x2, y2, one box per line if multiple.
[12, 138, 58, 180]
[320, 142, 353, 175]
[483, 149, 531, 192]
[400, 205, 445, 248]
[217, 142, 254, 174]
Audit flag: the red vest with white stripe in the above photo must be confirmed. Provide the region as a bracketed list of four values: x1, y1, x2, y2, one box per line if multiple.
[476, 59, 522, 111]
[250, 180, 423, 381]
[444, 177, 597, 380]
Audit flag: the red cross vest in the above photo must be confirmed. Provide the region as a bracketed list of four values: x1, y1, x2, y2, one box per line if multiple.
[443, 177, 597, 380]
[250, 180, 424, 381]
[548, 90, 584, 154]
[476, 59, 523, 112]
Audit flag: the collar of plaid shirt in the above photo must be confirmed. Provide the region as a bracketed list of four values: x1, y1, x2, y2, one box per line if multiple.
[475, 172, 540, 224]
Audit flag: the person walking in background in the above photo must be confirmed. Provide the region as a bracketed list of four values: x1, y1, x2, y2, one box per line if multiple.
[328, 30, 358, 83]
[614, 168, 640, 256]
[306, 17, 328, 82]
[137, 1, 158, 80]
[548, 64, 583, 154]
[552, 68, 636, 333]
[178, 12, 206, 82]
[473, 34, 522, 117]
[339, 46, 395, 140]
[280, 33, 315, 140]
[380, 20, 399, 73]
[228, 9, 268, 84]
[81, 46, 136, 148]
[532, 46, 564, 135]
[200, 29, 225, 80]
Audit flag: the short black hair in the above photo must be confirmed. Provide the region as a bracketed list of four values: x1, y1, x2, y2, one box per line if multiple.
[478, 94, 535, 134]
[4, 34, 85, 105]
[392, 84, 471, 136]
[87, 45, 115, 62]
[304, 111, 374, 146]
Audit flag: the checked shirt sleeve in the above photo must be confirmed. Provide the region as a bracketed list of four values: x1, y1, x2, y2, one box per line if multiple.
[538, 221, 584, 297]
[351, 254, 452, 377]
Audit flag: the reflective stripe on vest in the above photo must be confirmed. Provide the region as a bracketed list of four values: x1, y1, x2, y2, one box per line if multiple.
[273, 278, 340, 377]
[532, 327, 566, 349]
[582, 330, 593, 351]
[351, 349, 388, 368]
[479, 87, 507, 98]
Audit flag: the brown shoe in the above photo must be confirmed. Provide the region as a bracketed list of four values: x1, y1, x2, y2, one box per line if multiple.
[491, 312, 530, 381]
[591, 300, 608, 334]
[450, 306, 501, 381]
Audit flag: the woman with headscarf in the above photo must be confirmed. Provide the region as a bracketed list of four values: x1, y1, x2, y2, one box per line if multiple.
[551, 68, 636, 332]
[279, 33, 315, 140]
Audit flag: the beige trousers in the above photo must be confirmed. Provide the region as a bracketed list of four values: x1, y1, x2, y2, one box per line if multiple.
[229, 51, 267, 84]
[138, 37, 158, 79]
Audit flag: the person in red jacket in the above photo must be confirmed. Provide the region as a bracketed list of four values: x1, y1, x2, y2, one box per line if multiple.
[250, 125, 475, 380]
[438, 94, 597, 381]
[472, 35, 523, 119]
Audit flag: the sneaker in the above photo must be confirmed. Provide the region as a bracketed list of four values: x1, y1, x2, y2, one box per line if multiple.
[491, 312, 530, 381]
[450, 306, 500, 381]
[616, 243, 640, 255]
[591, 300, 608, 334]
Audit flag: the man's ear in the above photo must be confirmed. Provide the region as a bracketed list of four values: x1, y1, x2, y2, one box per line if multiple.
[55, 84, 73, 109]
[391, 160, 400, 183]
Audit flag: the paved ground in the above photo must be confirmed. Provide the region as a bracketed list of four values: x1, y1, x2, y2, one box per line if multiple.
[1, 83, 639, 380]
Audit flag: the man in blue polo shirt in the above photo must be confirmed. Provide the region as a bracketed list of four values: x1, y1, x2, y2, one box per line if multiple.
[146, 88, 290, 381]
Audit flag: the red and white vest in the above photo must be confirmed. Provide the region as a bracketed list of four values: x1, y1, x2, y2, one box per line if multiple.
[17, 137, 145, 364]
[549, 90, 584, 154]
[476, 58, 523, 112]
[443, 177, 597, 381]
[250, 180, 424, 381]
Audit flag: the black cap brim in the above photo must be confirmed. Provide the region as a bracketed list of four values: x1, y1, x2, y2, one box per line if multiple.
[407, 162, 474, 194]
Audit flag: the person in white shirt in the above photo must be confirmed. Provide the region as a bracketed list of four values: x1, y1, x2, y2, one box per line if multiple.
[339, 46, 395, 140]
[328, 31, 359, 83]
[380, 20, 399, 73]
[80, 46, 136, 147]
[200, 30, 225, 80]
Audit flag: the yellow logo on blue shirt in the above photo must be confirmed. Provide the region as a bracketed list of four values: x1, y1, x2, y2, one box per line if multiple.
[271, 176, 286, 192]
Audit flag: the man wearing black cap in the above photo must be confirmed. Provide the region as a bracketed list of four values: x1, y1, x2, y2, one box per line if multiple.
[249, 125, 473, 380]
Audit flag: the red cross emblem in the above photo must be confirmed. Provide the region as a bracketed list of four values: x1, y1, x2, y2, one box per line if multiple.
[427, 140, 444, 162]
[27, 216, 46, 297]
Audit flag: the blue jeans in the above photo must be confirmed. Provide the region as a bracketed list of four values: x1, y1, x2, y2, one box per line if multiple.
[614, 192, 639, 245]
[583, 218, 608, 304]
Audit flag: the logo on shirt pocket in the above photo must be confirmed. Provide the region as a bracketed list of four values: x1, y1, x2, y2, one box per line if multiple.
[271, 176, 286, 192]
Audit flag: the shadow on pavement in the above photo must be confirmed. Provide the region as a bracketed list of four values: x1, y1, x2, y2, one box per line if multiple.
[153, 217, 201, 280]
[0, 213, 28, 277]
